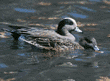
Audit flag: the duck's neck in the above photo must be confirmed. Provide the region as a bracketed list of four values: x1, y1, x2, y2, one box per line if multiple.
[56, 29, 71, 36]
[56, 28, 76, 41]
[56, 28, 72, 36]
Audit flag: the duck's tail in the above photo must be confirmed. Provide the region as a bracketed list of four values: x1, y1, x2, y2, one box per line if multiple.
[2, 28, 21, 40]
[0, 22, 29, 40]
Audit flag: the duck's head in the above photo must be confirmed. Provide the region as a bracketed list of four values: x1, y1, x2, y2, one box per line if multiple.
[79, 36, 100, 51]
[56, 17, 82, 35]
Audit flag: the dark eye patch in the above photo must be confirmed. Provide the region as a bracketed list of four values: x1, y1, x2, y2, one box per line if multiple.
[58, 19, 73, 30]
[65, 19, 73, 25]
[84, 37, 92, 43]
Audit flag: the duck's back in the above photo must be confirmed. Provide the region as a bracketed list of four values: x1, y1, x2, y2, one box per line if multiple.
[18, 28, 80, 50]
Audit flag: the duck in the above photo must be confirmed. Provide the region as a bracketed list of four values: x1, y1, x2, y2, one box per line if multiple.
[79, 36, 100, 51]
[1, 17, 101, 52]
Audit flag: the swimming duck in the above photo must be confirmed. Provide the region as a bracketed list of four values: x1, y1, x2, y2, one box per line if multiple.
[79, 36, 100, 51]
[2, 17, 101, 52]
[2, 17, 82, 51]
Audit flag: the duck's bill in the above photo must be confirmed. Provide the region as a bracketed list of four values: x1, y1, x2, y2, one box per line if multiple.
[75, 27, 82, 33]
[94, 45, 104, 53]
[94, 45, 100, 51]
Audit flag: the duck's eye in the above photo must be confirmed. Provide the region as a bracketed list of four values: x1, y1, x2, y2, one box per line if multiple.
[69, 21, 73, 25]
[84, 37, 92, 43]
[67, 20, 73, 25]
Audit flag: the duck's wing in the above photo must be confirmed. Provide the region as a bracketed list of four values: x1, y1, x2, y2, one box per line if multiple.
[18, 28, 64, 50]
[18, 28, 59, 40]
[20, 36, 57, 50]
[19, 28, 70, 44]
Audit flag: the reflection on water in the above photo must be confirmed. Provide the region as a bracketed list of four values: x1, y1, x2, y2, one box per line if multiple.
[0, 39, 6, 42]
[89, 0, 101, 2]
[57, 62, 77, 67]
[14, 8, 36, 13]
[75, 5, 96, 12]
[107, 10, 110, 12]
[0, 63, 8, 68]
[75, 58, 86, 62]
[60, 6, 65, 9]
[96, 76, 110, 81]
[1, 0, 110, 81]
[68, 12, 88, 19]
[10, 40, 25, 49]
[18, 53, 25, 56]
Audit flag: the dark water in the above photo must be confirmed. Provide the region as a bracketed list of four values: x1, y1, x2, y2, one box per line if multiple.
[0, 0, 110, 81]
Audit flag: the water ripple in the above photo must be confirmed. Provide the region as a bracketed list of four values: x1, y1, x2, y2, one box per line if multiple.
[68, 12, 88, 19]
[75, 5, 96, 12]
[89, 0, 101, 2]
[14, 8, 36, 13]
[0, 63, 8, 68]
[75, 58, 86, 62]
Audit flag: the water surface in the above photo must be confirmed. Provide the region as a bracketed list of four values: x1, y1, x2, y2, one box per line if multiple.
[0, 0, 110, 81]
